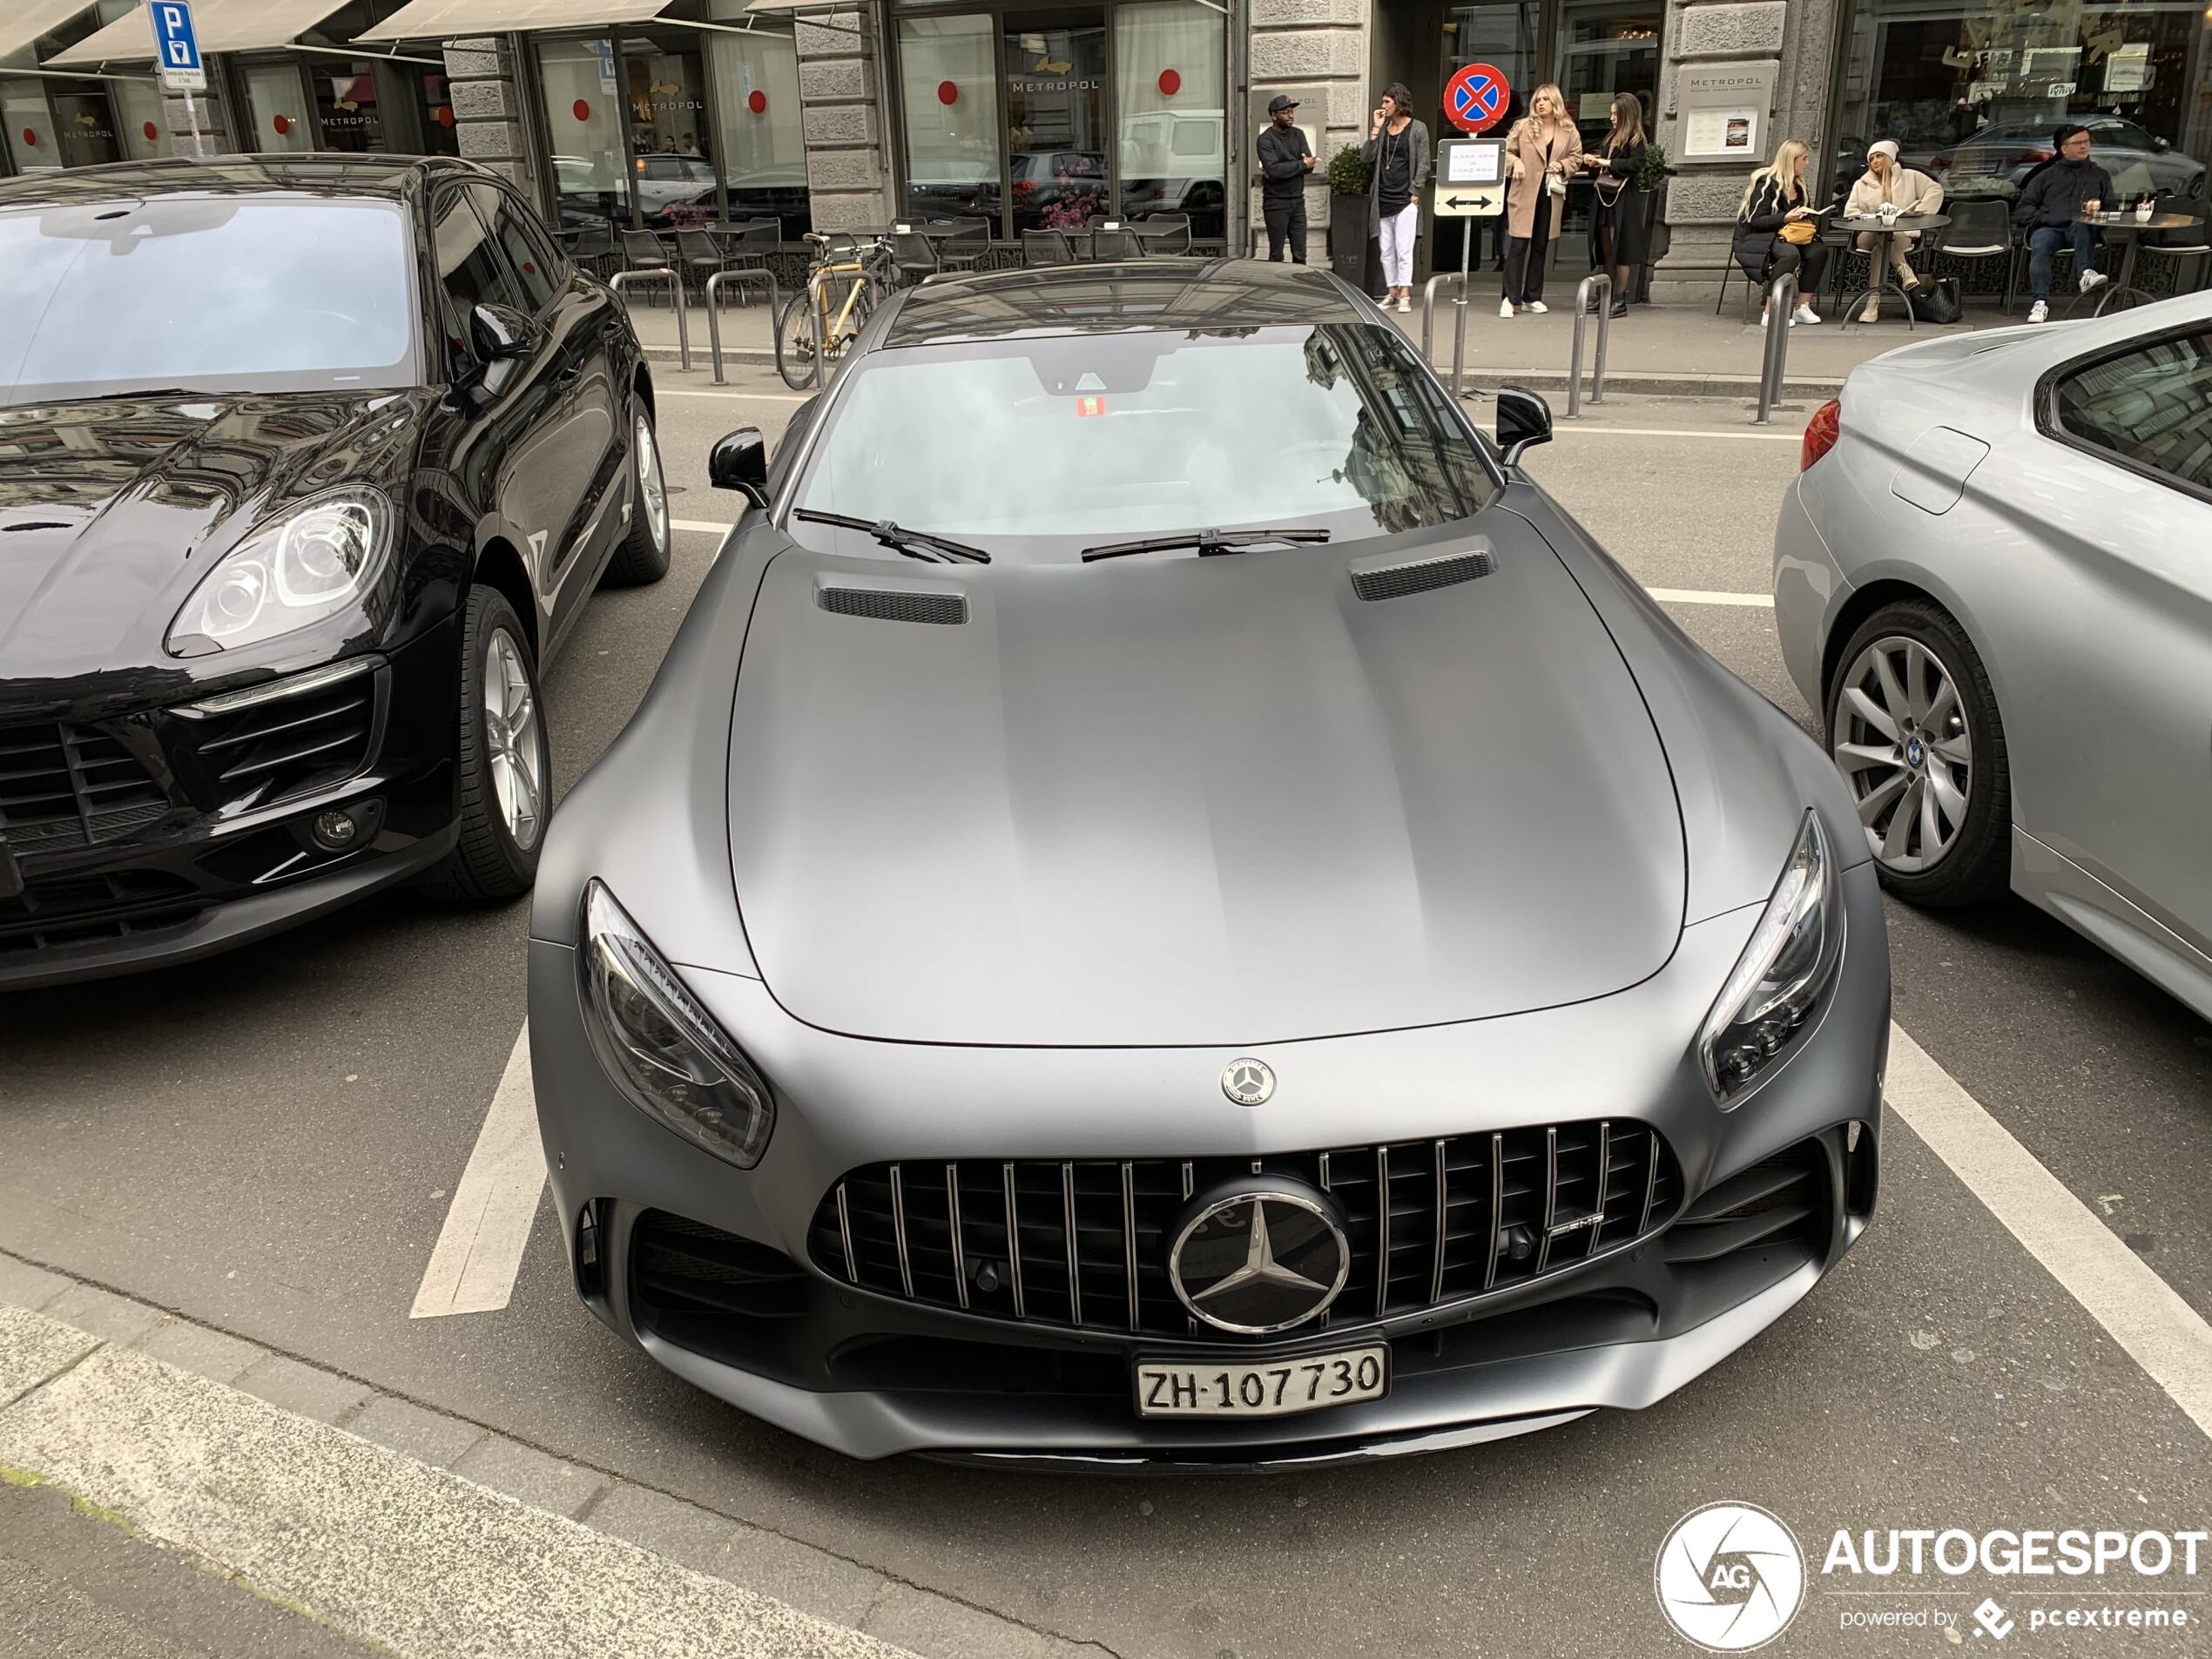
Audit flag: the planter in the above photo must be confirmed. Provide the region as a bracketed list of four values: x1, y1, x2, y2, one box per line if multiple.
[1330, 192, 1368, 285]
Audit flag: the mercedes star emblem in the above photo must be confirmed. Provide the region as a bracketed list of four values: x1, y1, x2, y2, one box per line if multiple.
[1220, 1056, 1274, 1107]
[1168, 1184, 1350, 1334]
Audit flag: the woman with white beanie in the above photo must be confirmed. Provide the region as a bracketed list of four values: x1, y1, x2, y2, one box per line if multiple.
[1844, 139, 1944, 320]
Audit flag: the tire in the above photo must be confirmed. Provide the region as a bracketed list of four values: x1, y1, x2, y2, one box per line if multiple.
[775, 287, 821, 390]
[424, 587, 549, 904]
[1824, 598, 2011, 907]
[599, 400, 671, 587]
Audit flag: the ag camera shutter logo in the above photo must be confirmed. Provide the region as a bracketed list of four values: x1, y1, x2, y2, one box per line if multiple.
[1656, 1502, 1807, 1651]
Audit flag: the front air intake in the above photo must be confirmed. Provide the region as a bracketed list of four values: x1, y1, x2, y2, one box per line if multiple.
[817, 587, 968, 625]
[1349, 548, 1496, 602]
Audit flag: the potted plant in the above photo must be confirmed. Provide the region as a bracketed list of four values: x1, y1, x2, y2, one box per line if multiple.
[1326, 143, 1371, 286]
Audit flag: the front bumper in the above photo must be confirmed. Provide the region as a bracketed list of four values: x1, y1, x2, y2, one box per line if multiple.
[530, 864, 1889, 1464]
[0, 620, 459, 990]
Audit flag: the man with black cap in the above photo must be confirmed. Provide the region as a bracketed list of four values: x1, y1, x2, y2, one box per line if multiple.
[1258, 95, 1315, 262]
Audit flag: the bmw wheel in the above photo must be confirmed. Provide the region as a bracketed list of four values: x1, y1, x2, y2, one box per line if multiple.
[427, 586, 548, 903]
[1824, 599, 2010, 907]
[600, 402, 671, 587]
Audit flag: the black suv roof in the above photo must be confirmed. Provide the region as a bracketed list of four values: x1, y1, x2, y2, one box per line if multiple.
[0, 153, 489, 208]
[880, 260, 1370, 347]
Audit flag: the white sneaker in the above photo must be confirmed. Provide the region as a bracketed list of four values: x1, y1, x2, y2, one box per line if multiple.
[2028, 299, 2049, 323]
[1526, 300, 1548, 314]
[1395, 295, 1411, 314]
[2079, 269, 2107, 293]
[1792, 304, 1821, 325]
[1500, 300, 1515, 318]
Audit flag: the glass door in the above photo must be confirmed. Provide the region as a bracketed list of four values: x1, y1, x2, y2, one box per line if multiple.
[623, 34, 717, 230]
[1114, 0, 1224, 239]
[897, 14, 1001, 228]
[311, 59, 391, 151]
[705, 1, 809, 237]
[1551, 2, 1659, 270]
[241, 59, 316, 152]
[536, 36, 631, 230]
[1003, 9, 1108, 234]
[1435, 4, 1539, 274]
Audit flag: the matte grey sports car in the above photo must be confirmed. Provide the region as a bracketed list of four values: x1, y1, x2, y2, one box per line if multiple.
[1776, 292, 2212, 1021]
[529, 261, 1888, 1467]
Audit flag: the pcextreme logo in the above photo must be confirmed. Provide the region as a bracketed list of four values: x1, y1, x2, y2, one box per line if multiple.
[1655, 1502, 1808, 1652]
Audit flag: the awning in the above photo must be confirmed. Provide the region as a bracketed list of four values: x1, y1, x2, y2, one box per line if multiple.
[44, 0, 357, 66]
[359, 0, 674, 42]
[1, 0, 100, 69]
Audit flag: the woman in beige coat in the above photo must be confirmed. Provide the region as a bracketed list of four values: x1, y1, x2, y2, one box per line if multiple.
[1844, 139, 1944, 320]
[1499, 84, 1581, 317]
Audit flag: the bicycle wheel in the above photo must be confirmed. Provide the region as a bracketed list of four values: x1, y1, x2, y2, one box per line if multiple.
[774, 284, 823, 391]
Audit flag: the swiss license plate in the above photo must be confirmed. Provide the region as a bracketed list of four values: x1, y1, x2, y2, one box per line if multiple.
[1135, 1345, 1389, 1420]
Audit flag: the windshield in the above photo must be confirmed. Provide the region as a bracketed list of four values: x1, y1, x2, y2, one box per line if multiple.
[788, 323, 1497, 562]
[0, 196, 418, 405]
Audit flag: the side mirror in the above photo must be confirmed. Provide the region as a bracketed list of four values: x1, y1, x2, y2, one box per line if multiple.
[1495, 387, 1553, 466]
[709, 428, 770, 508]
[470, 302, 542, 362]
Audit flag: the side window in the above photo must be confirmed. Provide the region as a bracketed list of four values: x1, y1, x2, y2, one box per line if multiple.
[433, 185, 520, 318]
[2054, 331, 2212, 496]
[489, 189, 562, 313]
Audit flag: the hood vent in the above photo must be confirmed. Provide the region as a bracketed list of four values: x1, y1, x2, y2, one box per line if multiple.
[816, 585, 968, 626]
[1348, 543, 1496, 602]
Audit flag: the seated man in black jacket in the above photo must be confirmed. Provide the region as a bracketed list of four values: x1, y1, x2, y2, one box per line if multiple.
[2013, 124, 2113, 322]
[1257, 96, 1316, 262]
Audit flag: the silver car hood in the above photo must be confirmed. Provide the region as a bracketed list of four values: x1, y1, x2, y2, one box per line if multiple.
[727, 518, 1685, 1046]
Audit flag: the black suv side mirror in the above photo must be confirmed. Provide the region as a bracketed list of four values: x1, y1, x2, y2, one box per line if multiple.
[709, 428, 770, 507]
[470, 302, 542, 362]
[1495, 387, 1553, 466]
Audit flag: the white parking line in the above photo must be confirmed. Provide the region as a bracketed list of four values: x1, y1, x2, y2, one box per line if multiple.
[658, 387, 810, 403]
[410, 1026, 545, 1320]
[1648, 588, 1774, 607]
[1545, 426, 1804, 442]
[671, 519, 734, 536]
[1885, 1022, 2212, 1440]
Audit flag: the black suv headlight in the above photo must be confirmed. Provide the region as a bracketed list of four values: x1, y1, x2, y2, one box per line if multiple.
[1697, 813, 1844, 1105]
[578, 880, 775, 1167]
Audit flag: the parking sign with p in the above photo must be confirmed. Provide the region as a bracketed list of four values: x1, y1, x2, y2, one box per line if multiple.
[150, 0, 206, 92]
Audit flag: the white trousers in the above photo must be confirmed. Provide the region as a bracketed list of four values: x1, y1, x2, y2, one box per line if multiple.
[1379, 204, 1418, 287]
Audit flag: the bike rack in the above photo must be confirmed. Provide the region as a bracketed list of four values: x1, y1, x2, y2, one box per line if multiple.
[1417, 271, 1476, 401]
[1565, 273, 1612, 418]
[705, 268, 778, 386]
[610, 268, 691, 373]
[1754, 273, 1797, 426]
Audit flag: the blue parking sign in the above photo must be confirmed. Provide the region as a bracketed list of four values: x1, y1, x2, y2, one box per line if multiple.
[149, 0, 206, 91]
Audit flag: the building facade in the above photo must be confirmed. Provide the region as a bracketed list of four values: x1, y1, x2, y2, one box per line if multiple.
[6, 1, 2209, 293]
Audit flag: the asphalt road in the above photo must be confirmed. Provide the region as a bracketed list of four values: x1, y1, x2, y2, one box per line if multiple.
[3, 365, 2208, 1659]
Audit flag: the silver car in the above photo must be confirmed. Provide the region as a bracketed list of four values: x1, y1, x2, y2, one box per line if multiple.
[530, 261, 1888, 1466]
[1775, 291, 2212, 1019]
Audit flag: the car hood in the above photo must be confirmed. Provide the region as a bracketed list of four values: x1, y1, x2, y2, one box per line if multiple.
[0, 389, 426, 689]
[726, 516, 1687, 1047]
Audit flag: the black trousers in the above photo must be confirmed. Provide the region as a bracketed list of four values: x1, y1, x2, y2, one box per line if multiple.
[1264, 198, 1307, 263]
[1502, 189, 1555, 304]
[1769, 240, 1831, 301]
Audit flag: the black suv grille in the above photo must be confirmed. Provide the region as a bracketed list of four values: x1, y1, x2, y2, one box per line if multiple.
[0, 870, 206, 955]
[0, 722, 169, 852]
[809, 1121, 1683, 1342]
[181, 670, 379, 811]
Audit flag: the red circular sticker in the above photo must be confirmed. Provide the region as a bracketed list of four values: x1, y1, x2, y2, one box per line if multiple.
[1444, 62, 1510, 133]
[273, 113, 292, 135]
[20, 128, 36, 147]
[936, 79, 958, 106]
[436, 106, 455, 127]
[143, 121, 158, 141]
[572, 98, 590, 122]
[748, 90, 767, 114]
[1157, 68, 1180, 97]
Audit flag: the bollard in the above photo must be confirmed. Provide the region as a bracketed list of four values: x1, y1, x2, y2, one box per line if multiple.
[705, 268, 778, 387]
[1420, 271, 1467, 368]
[1754, 273, 1797, 425]
[1566, 273, 1613, 417]
[611, 268, 691, 373]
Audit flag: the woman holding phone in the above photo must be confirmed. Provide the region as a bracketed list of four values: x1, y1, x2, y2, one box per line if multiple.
[1579, 91, 1649, 319]
[1731, 137, 1827, 327]
[1363, 83, 1430, 314]
[1498, 84, 1581, 317]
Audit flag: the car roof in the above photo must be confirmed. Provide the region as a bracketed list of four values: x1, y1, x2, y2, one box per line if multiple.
[0, 153, 489, 209]
[878, 260, 1370, 347]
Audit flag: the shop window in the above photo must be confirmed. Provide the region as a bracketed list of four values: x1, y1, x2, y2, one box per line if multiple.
[417, 68, 458, 156]
[706, 1, 809, 239]
[242, 61, 316, 153]
[1115, 0, 1225, 239]
[897, 14, 1001, 230]
[1005, 12, 1107, 233]
[3, 81, 62, 173]
[624, 37, 714, 228]
[313, 60, 389, 152]
[111, 78, 168, 160]
[537, 36, 632, 231]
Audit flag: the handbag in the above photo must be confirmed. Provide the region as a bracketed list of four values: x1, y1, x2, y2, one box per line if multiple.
[1779, 216, 1816, 246]
[1594, 175, 1627, 208]
[1905, 277, 1962, 326]
[1546, 172, 1568, 199]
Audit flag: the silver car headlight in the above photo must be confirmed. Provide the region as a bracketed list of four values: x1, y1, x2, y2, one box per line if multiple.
[1697, 813, 1844, 1104]
[579, 880, 775, 1168]
[167, 490, 391, 653]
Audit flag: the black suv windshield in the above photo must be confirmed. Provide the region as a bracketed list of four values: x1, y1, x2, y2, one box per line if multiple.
[787, 323, 1496, 563]
[0, 196, 418, 405]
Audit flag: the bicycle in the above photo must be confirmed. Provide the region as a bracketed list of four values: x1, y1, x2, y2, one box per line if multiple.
[776, 231, 894, 391]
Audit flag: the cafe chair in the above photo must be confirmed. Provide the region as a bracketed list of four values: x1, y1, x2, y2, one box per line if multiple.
[2138, 192, 2210, 296]
[563, 221, 617, 280]
[1021, 228, 1078, 267]
[1926, 198, 2015, 311]
[887, 228, 941, 287]
[1132, 213, 1192, 255]
[931, 218, 992, 272]
[719, 218, 783, 305]
[1089, 223, 1143, 261]
[619, 228, 675, 305]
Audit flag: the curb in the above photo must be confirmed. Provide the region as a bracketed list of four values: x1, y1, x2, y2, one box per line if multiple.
[0, 1251, 1110, 1659]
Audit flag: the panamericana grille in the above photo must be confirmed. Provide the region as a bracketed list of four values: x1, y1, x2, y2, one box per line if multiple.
[182, 671, 379, 810]
[0, 870, 205, 955]
[0, 722, 169, 852]
[1349, 548, 1495, 602]
[809, 1121, 1682, 1342]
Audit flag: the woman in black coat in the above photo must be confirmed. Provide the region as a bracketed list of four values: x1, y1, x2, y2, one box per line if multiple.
[1580, 92, 1649, 318]
[1731, 137, 1827, 327]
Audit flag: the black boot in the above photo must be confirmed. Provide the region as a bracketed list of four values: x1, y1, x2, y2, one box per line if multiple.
[1608, 298, 1629, 319]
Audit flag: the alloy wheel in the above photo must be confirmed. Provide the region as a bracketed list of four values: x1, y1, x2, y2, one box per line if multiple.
[482, 627, 544, 850]
[1833, 634, 1972, 872]
[634, 414, 669, 555]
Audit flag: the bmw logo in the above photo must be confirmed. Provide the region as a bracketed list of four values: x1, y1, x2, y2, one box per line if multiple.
[1220, 1057, 1274, 1106]
[1905, 737, 1925, 768]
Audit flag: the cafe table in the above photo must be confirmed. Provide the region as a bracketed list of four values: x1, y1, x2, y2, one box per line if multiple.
[2079, 211, 2202, 314]
[1831, 212, 1950, 329]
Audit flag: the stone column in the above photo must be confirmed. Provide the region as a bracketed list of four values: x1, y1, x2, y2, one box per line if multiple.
[163, 84, 235, 156]
[1248, 0, 1367, 257]
[1649, 0, 1839, 303]
[444, 35, 538, 198]
[796, 6, 894, 232]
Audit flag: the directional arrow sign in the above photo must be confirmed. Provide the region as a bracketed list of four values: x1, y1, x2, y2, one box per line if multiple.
[1443, 193, 1499, 212]
[1432, 138, 1506, 217]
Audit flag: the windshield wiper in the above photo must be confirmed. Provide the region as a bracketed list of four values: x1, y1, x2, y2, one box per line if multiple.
[1080, 528, 1331, 563]
[792, 509, 991, 564]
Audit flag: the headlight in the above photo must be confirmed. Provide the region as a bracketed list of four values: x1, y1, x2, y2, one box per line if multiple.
[167, 490, 391, 653]
[1697, 813, 1844, 1104]
[578, 880, 775, 1167]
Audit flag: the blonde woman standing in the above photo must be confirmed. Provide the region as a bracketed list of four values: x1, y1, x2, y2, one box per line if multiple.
[1731, 138, 1827, 327]
[1499, 84, 1581, 317]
